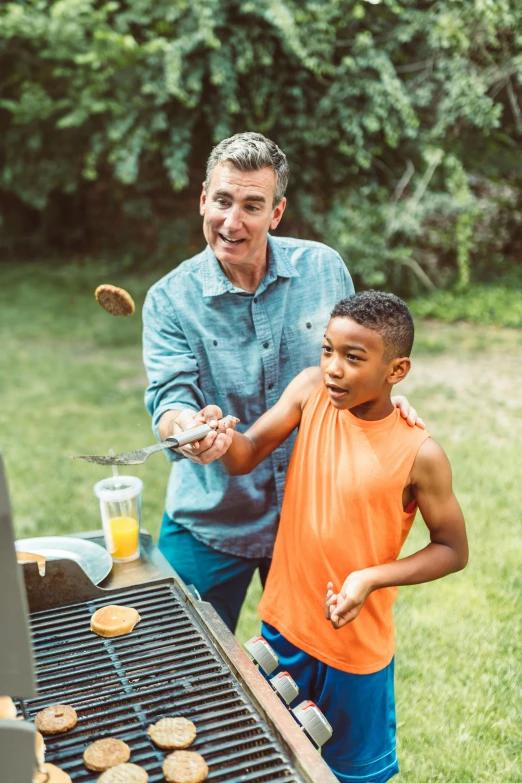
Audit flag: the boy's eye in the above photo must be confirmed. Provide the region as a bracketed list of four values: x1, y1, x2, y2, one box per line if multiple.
[322, 345, 331, 353]
[347, 354, 361, 362]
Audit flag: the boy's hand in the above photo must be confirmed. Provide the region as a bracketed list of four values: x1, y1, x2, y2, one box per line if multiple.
[391, 395, 425, 429]
[195, 405, 239, 434]
[324, 581, 338, 620]
[325, 572, 373, 630]
[172, 406, 239, 464]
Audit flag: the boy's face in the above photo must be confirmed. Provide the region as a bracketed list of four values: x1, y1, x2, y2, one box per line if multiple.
[321, 317, 410, 412]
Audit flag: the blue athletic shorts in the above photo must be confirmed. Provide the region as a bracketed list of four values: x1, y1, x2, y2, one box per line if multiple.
[262, 622, 399, 783]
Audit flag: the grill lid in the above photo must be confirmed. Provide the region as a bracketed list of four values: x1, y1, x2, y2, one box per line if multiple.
[0, 453, 37, 697]
[0, 453, 38, 783]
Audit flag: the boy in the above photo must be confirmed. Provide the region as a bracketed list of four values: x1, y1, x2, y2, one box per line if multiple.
[202, 291, 468, 782]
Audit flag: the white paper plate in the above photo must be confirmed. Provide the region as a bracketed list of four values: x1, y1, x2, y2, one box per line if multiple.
[15, 536, 112, 585]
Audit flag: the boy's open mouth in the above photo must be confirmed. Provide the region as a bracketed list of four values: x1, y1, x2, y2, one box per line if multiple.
[326, 383, 349, 397]
[219, 233, 245, 245]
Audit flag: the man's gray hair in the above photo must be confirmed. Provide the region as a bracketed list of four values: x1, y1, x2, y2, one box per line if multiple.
[205, 132, 289, 206]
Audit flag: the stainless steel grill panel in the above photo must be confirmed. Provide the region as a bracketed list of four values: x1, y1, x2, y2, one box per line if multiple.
[22, 581, 307, 782]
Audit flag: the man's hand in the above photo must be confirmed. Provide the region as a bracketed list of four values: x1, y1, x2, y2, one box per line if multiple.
[170, 406, 238, 465]
[392, 395, 425, 429]
[324, 572, 374, 630]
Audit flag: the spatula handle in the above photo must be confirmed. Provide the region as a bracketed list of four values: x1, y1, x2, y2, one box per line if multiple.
[166, 423, 213, 448]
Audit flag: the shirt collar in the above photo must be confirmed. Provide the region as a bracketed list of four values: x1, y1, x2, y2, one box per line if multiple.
[201, 235, 299, 298]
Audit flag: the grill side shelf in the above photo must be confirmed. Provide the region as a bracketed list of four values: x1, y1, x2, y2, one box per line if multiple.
[21, 577, 315, 783]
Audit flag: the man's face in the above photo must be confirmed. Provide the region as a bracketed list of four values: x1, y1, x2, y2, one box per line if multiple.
[320, 317, 409, 412]
[200, 163, 286, 269]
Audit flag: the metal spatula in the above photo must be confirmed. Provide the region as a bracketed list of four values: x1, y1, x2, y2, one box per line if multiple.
[71, 422, 224, 465]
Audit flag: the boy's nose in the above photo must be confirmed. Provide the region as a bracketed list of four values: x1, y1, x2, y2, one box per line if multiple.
[326, 358, 343, 377]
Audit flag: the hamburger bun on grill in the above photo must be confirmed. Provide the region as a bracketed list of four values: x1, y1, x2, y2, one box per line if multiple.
[0, 699, 46, 763]
[35, 731, 46, 766]
[163, 751, 208, 783]
[0, 696, 17, 720]
[147, 717, 196, 749]
[83, 737, 131, 771]
[16, 551, 47, 576]
[33, 762, 72, 783]
[97, 762, 149, 782]
[95, 284, 135, 317]
[90, 605, 141, 638]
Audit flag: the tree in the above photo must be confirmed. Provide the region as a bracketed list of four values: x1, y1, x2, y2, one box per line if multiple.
[1, 0, 521, 289]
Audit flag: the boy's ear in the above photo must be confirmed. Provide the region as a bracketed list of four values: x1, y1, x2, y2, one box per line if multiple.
[388, 356, 411, 386]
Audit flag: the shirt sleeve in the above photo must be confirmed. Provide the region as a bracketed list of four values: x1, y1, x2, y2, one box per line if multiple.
[336, 251, 355, 299]
[142, 284, 205, 455]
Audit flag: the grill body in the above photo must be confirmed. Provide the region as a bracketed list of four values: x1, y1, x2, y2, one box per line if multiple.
[20, 558, 337, 783]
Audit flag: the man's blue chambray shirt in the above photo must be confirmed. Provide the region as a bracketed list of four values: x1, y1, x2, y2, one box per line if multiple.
[143, 234, 354, 559]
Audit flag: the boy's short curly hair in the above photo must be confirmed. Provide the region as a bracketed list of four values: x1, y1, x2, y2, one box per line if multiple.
[331, 291, 414, 361]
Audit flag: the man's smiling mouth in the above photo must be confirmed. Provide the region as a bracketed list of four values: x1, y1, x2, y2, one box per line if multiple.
[219, 233, 245, 245]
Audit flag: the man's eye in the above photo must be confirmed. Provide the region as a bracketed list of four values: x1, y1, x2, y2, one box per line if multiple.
[216, 198, 229, 207]
[246, 205, 260, 212]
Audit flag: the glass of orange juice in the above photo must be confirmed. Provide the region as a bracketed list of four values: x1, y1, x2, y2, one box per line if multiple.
[94, 476, 143, 562]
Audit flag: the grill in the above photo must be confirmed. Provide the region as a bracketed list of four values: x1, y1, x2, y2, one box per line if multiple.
[15, 554, 337, 783]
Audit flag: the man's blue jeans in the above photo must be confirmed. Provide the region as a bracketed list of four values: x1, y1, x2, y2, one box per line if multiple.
[159, 513, 271, 632]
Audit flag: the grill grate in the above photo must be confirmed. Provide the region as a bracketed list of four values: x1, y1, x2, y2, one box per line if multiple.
[22, 581, 305, 782]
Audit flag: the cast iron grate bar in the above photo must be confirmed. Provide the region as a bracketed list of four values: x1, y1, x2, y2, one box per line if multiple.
[22, 581, 305, 782]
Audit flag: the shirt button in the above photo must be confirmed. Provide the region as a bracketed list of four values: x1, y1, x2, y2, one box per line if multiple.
[213, 340, 218, 346]
[253, 297, 258, 303]
[268, 383, 274, 390]
[263, 342, 269, 349]
[306, 322, 312, 329]
[277, 465, 284, 473]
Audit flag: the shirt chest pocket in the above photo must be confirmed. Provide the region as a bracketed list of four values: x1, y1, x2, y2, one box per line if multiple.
[284, 311, 331, 373]
[194, 338, 260, 399]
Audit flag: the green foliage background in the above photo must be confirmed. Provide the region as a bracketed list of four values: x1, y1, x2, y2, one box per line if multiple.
[1, 0, 522, 293]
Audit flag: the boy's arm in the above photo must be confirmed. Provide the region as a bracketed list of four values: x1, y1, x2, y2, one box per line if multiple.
[327, 438, 468, 629]
[219, 367, 321, 475]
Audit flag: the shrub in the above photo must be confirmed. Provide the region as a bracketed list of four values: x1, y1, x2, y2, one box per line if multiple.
[1, 0, 522, 289]
[409, 285, 522, 329]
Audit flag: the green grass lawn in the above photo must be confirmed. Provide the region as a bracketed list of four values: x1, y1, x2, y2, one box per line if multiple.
[1, 262, 521, 782]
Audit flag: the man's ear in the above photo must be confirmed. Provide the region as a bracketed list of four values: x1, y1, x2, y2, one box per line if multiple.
[270, 197, 287, 230]
[388, 357, 411, 386]
[200, 182, 207, 216]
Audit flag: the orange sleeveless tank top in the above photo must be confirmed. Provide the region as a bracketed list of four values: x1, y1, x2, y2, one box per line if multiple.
[259, 382, 430, 674]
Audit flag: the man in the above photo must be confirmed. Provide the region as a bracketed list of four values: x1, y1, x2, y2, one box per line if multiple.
[143, 132, 419, 632]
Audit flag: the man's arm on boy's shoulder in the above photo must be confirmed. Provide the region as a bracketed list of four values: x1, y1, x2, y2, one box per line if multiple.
[327, 438, 468, 629]
[215, 367, 321, 475]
